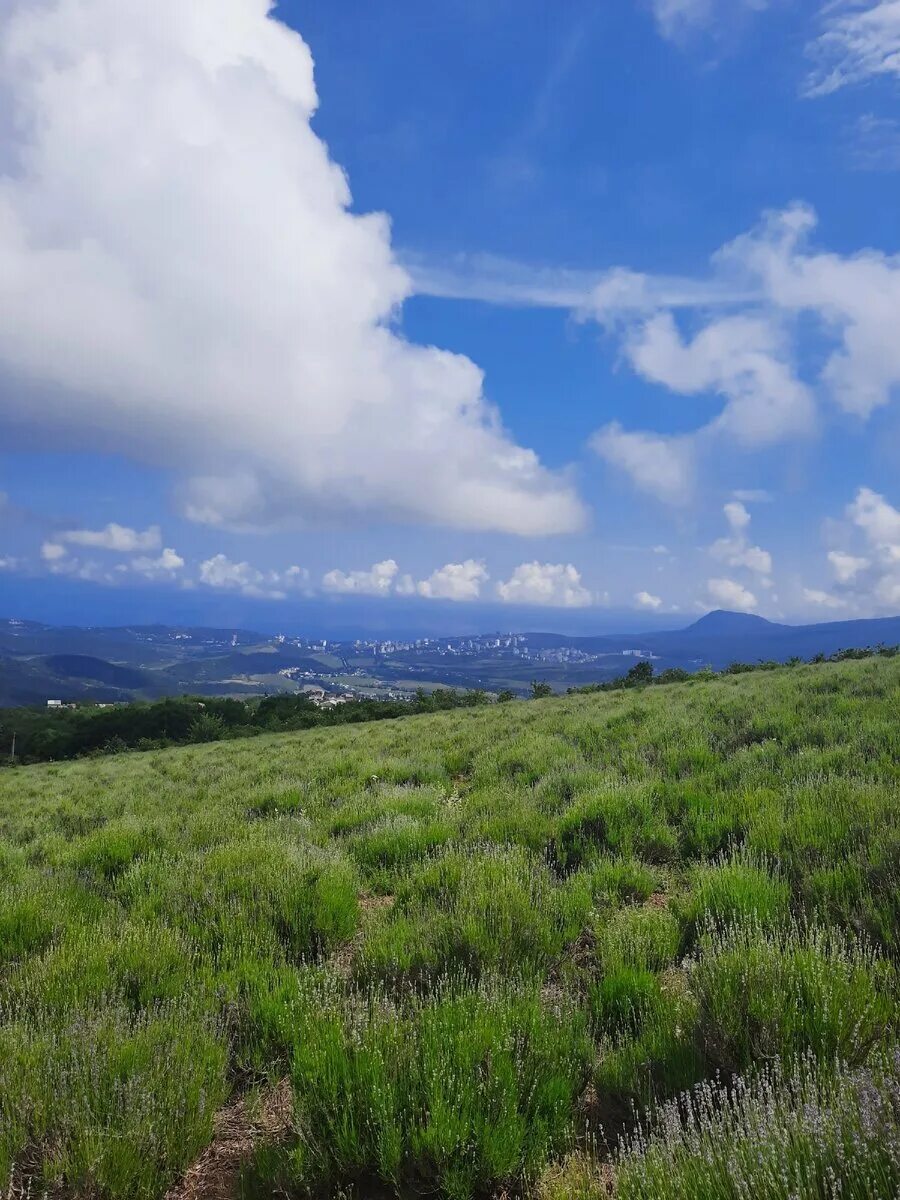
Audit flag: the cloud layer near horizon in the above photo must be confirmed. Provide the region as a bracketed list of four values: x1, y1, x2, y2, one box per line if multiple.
[0, 0, 584, 537]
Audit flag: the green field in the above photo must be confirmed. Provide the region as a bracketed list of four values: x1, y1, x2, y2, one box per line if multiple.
[1, 658, 898, 1198]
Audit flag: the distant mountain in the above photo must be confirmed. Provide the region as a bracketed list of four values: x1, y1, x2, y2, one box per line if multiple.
[640, 611, 900, 667]
[683, 610, 782, 637]
[526, 609, 900, 670]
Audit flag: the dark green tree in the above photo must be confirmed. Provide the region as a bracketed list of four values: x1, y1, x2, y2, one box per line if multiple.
[625, 660, 654, 686]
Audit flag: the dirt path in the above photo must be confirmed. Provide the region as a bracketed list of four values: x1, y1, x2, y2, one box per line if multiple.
[164, 1079, 293, 1200]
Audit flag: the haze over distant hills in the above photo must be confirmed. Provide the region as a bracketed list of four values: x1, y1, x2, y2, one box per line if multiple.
[3, 609, 900, 708]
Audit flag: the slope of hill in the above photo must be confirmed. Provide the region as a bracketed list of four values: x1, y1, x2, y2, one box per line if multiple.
[41, 654, 155, 691]
[1, 656, 897, 1199]
[0, 653, 154, 707]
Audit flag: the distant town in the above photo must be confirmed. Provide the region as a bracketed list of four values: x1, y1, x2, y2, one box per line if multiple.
[5, 611, 900, 710]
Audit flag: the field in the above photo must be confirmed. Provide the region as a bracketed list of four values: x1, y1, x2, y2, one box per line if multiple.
[1, 657, 898, 1198]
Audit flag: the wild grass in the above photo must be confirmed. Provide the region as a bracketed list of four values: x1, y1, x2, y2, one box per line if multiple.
[0, 656, 897, 1197]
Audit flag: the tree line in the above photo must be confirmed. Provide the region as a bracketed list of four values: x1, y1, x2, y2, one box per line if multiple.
[0, 688, 491, 765]
[3, 642, 897, 765]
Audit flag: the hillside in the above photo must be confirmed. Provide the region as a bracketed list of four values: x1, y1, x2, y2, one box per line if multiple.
[1, 658, 898, 1198]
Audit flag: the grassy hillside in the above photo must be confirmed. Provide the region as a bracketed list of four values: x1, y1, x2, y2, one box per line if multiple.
[1, 658, 898, 1198]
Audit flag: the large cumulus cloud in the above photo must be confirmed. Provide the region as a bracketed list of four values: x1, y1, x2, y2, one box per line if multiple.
[0, 0, 584, 536]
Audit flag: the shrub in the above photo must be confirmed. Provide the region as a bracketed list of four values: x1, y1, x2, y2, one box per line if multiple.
[596, 905, 681, 974]
[273, 977, 591, 1199]
[0, 1001, 227, 1198]
[594, 989, 704, 1118]
[613, 1051, 900, 1200]
[551, 790, 677, 873]
[357, 846, 590, 984]
[677, 853, 790, 946]
[691, 920, 895, 1072]
[4, 918, 198, 1015]
[590, 967, 663, 1038]
[575, 856, 661, 908]
[119, 835, 359, 963]
[345, 813, 455, 881]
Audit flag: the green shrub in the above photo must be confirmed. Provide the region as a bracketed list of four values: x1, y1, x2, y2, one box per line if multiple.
[551, 790, 678, 873]
[574, 856, 661, 907]
[0, 1001, 227, 1198]
[357, 846, 590, 984]
[277, 977, 591, 1199]
[691, 920, 895, 1072]
[596, 905, 681, 974]
[0, 873, 102, 966]
[1, 652, 899, 1200]
[4, 918, 199, 1015]
[345, 813, 455, 880]
[119, 835, 359, 963]
[678, 853, 791, 946]
[594, 989, 703, 1117]
[60, 818, 164, 882]
[590, 967, 663, 1038]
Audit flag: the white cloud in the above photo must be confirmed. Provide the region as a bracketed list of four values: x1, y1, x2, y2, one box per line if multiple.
[724, 501, 751, 532]
[621, 312, 814, 446]
[635, 590, 663, 610]
[60, 524, 162, 553]
[828, 549, 869, 583]
[496, 562, 593, 608]
[580, 203, 900, 501]
[709, 502, 773, 576]
[847, 114, 900, 172]
[815, 488, 900, 615]
[802, 587, 848, 609]
[719, 205, 900, 420]
[651, 0, 712, 39]
[0, 556, 17, 571]
[416, 560, 488, 602]
[199, 555, 278, 599]
[417, 209, 900, 498]
[44, 554, 117, 585]
[804, 1, 900, 96]
[199, 553, 308, 600]
[651, 0, 772, 42]
[717, 542, 772, 574]
[591, 422, 694, 504]
[322, 560, 399, 597]
[41, 541, 67, 561]
[130, 547, 185, 577]
[847, 486, 900, 555]
[706, 577, 758, 612]
[407, 253, 757, 313]
[0, 0, 582, 538]
[417, 208, 900, 510]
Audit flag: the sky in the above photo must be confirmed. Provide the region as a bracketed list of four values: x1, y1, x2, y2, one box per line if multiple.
[2, 0, 900, 635]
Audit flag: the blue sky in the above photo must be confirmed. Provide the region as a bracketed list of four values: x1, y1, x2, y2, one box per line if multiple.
[2, 0, 900, 634]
